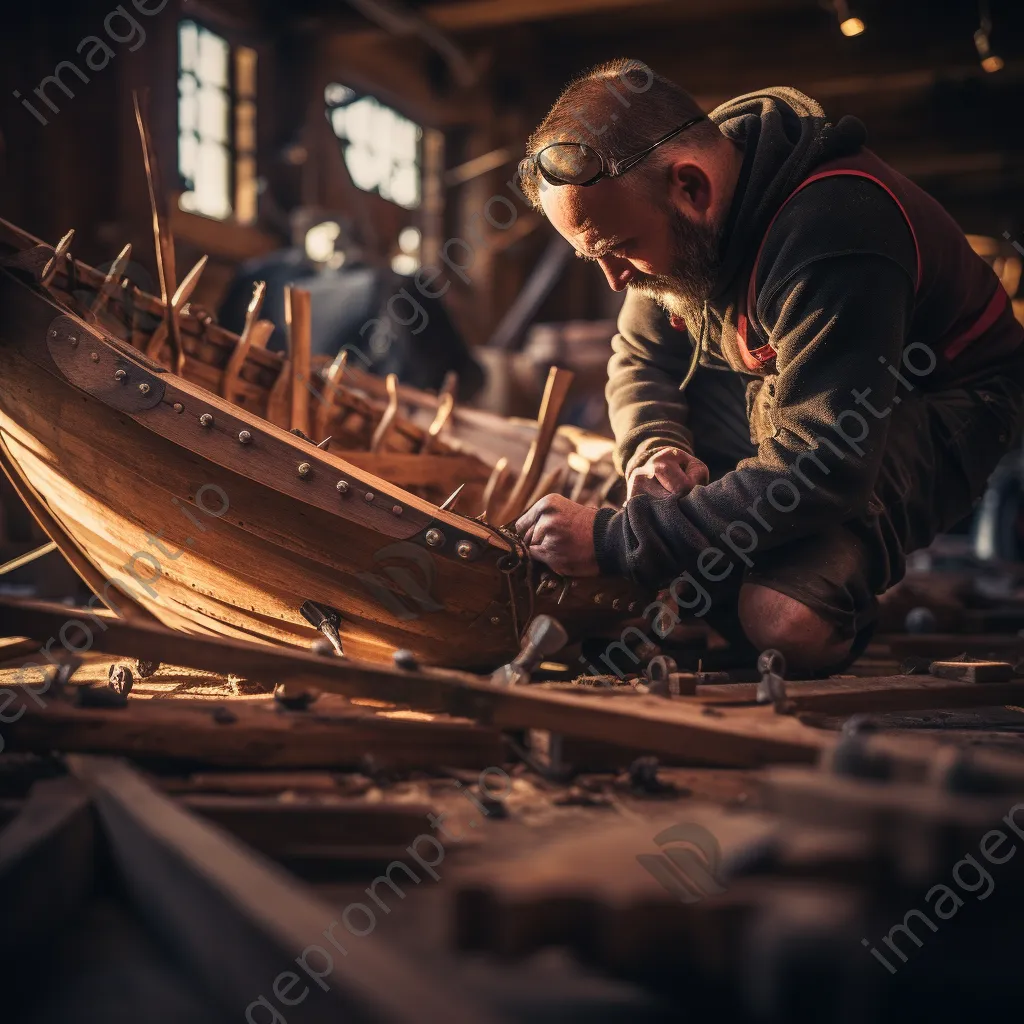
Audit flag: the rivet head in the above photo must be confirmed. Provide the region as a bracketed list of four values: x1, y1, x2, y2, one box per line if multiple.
[199, 413, 214, 428]
[392, 504, 403, 515]
[238, 430, 252, 444]
[138, 382, 150, 395]
[594, 593, 605, 605]
[364, 491, 374, 502]
[297, 462, 311, 478]
[425, 528, 445, 548]
[113, 369, 127, 382]
[628, 601, 637, 613]
[69, 336, 79, 347]
[612, 598, 621, 610]
[89, 351, 100, 363]
[173, 402, 184, 414]
[50, 329, 58, 338]
[456, 539, 475, 559]
[336, 480, 350, 494]
[490, 616, 501, 626]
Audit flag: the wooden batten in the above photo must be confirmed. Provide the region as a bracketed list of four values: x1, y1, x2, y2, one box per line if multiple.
[285, 285, 312, 438]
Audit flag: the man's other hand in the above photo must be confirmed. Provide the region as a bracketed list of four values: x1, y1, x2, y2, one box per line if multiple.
[515, 495, 599, 576]
[626, 446, 709, 500]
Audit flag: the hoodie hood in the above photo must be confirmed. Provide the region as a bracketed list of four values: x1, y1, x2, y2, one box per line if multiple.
[709, 87, 867, 295]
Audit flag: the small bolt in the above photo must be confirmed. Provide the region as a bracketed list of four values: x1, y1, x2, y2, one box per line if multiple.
[89, 351, 100, 363]
[113, 369, 127, 382]
[50, 329, 58, 337]
[628, 602, 637, 613]
[238, 430, 252, 444]
[336, 480, 350, 494]
[612, 598, 621, 610]
[69, 336, 78, 346]
[297, 462, 311, 478]
[364, 491, 374, 502]
[594, 593, 605, 605]
[138, 382, 150, 395]
[392, 504, 403, 515]
[456, 539, 475, 559]
[199, 413, 213, 428]
[425, 528, 445, 547]
[490, 616, 501, 626]
[173, 402, 184, 413]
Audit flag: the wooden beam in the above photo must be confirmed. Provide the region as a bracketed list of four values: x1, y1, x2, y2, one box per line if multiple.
[0, 598, 832, 768]
[68, 755, 500, 1024]
[426, 0, 674, 30]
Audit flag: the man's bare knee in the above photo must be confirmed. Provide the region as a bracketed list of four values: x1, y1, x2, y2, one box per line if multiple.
[738, 584, 852, 670]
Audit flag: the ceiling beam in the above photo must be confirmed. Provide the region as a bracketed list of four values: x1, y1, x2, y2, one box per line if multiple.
[425, 0, 674, 31]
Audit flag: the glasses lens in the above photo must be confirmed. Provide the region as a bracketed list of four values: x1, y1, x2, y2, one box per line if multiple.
[538, 143, 602, 184]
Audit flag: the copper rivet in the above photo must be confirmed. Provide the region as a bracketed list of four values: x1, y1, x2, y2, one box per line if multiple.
[392, 505, 403, 515]
[594, 593, 604, 605]
[199, 413, 213, 428]
[90, 352, 99, 363]
[297, 462, 311, 478]
[336, 480, 350, 494]
[173, 403, 184, 414]
[113, 369, 127, 382]
[425, 528, 445, 547]
[138, 382, 150, 395]
[490, 616, 501, 626]
[364, 491, 375, 502]
[456, 540, 475, 559]
[238, 430, 252, 445]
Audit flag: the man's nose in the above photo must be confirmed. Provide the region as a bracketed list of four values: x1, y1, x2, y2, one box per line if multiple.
[598, 255, 633, 291]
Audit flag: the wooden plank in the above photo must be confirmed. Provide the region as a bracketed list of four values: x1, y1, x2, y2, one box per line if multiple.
[179, 795, 436, 864]
[1, 598, 832, 768]
[4, 695, 505, 770]
[697, 673, 1024, 715]
[68, 755, 499, 1024]
[885, 634, 1024, 660]
[930, 660, 1014, 683]
[0, 776, 95, 959]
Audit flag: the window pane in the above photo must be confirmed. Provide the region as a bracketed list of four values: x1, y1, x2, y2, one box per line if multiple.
[195, 142, 231, 219]
[197, 84, 229, 143]
[197, 28, 229, 88]
[179, 21, 198, 73]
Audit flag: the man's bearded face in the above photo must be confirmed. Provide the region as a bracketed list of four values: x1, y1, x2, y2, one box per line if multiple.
[626, 204, 724, 323]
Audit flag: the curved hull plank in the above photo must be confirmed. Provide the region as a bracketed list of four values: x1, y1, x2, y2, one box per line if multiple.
[0, 269, 649, 669]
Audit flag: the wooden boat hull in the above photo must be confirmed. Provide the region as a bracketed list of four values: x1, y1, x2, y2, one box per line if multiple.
[0, 267, 647, 669]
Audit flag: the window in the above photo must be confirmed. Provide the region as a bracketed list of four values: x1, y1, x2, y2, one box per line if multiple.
[326, 85, 421, 210]
[178, 21, 258, 223]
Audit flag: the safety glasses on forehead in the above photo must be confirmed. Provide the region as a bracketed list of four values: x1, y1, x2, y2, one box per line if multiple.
[520, 115, 707, 188]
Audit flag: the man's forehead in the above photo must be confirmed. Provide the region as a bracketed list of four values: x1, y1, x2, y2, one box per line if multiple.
[541, 185, 620, 245]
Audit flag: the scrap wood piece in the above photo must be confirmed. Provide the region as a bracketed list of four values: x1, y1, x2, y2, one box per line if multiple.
[0, 776, 95, 960]
[929, 659, 1014, 683]
[0, 597, 834, 768]
[3, 694, 505, 770]
[696, 672, 1024, 715]
[67, 755, 500, 1024]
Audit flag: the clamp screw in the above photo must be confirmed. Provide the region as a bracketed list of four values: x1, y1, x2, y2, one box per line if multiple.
[425, 528, 445, 547]
[113, 369, 127, 382]
[456, 539, 475, 559]
[238, 430, 252, 445]
[336, 480, 350, 494]
[297, 462, 311, 478]
[172, 402, 184, 414]
[199, 413, 214, 428]
[138, 382, 150, 395]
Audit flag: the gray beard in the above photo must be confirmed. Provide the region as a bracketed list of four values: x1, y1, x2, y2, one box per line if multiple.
[627, 207, 723, 325]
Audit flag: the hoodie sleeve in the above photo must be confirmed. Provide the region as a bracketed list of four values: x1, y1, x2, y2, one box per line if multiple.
[606, 290, 698, 477]
[594, 177, 918, 588]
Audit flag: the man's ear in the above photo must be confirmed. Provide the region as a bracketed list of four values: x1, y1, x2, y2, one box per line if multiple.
[667, 161, 712, 215]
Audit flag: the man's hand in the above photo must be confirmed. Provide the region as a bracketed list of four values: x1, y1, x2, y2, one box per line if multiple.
[515, 495, 599, 576]
[627, 446, 709, 500]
